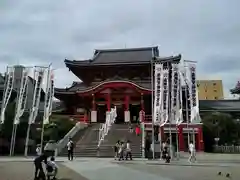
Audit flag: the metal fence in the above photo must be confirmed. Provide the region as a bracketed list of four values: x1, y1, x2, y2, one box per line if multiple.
[214, 145, 240, 153]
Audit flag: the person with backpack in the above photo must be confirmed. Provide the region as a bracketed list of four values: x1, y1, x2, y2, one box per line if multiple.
[66, 137, 74, 161]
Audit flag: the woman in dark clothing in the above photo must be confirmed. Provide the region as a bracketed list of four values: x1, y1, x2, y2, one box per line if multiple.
[34, 153, 48, 179]
[145, 138, 151, 159]
[114, 141, 120, 160]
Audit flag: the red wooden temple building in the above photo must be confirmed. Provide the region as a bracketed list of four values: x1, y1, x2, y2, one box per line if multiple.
[54, 46, 204, 151]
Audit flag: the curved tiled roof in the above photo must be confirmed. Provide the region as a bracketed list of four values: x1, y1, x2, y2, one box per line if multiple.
[65, 46, 160, 66]
[54, 79, 151, 95]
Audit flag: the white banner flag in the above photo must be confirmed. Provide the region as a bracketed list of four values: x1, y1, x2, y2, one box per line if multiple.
[29, 70, 44, 124]
[188, 63, 200, 123]
[170, 64, 180, 124]
[43, 67, 54, 125]
[14, 68, 29, 124]
[154, 63, 163, 124]
[176, 71, 183, 125]
[160, 69, 169, 126]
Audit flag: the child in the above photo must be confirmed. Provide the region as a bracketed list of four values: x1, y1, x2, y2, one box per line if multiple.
[36, 145, 41, 156]
[165, 153, 171, 163]
[46, 157, 58, 180]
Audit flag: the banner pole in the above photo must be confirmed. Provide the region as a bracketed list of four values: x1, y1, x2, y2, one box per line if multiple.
[40, 65, 51, 154]
[151, 57, 155, 159]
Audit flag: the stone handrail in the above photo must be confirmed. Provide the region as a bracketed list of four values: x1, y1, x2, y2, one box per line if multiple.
[214, 145, 240, 153]
[55, 122, 88, 156]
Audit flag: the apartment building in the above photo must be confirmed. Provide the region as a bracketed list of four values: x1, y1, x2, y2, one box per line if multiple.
[197, 80, 224, 100]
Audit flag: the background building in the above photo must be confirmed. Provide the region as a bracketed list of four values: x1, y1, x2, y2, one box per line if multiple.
[197, 80, 224, 100]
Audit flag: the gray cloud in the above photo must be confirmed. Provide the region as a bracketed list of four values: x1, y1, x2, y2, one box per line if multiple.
[0, 0, 240, 98]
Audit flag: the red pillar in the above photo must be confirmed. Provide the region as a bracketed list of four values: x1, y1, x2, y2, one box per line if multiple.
[178, 125, 185, 151]
[92, 94, 96, 111]
[141, 93, 144, 111]
[124, 95, 129, 111]
[106, 93, 111, 111]
[160, 126, 164, 141]
[197, 126, 204, 151]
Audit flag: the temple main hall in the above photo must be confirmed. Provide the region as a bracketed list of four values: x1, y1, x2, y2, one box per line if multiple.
[54, 46, 204, 152]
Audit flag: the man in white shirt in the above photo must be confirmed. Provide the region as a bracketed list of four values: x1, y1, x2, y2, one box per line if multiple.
[67, 138, 74, 161]
[125, 140, 132, 160]
[188, 141, 196, 163]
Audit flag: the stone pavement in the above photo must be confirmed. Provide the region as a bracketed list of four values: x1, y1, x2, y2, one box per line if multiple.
[1, 154, 240, 180]
[63, 158, 240, 180]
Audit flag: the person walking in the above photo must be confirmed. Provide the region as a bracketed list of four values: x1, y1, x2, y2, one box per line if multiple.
[118, 142, 124, 161]
[135, 125, 140, 136]
[67, 138, 74, 161]
[114, 141, 120, 160]
[188, 141, 196, 163]
[125, 140, 132, 160]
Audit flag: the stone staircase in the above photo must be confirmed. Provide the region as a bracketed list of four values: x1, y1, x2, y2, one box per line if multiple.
[60, 123, 142, 158]
[60, 123, 100, 157]
[98, 124, 142, 158]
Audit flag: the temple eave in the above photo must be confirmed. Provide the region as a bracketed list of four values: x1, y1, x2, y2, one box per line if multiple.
[54, 80, 151, 98]
[154, 54, 181, 63]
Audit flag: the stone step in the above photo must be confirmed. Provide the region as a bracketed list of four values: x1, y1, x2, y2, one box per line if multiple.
[61, 152, 142, 158]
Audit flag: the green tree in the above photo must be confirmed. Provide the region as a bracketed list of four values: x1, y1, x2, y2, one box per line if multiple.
[230, 81, 240, 99]
[43, 115, 75, 142]
[202, 112, 239, 146]
[0, 102, 16, 139]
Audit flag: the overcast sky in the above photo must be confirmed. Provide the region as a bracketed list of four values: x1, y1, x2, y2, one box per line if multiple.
[0, 0, 239, 98]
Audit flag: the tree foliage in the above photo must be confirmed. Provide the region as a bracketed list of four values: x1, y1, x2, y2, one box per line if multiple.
[43, 115, 75, 142]
[202, 112, 240, 146]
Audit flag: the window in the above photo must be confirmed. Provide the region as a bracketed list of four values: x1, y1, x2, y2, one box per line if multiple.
[214, 97, 218, 100]
[214, 89, 217, 92]
[205, 89, 207, 92]
[213, 83, 216, 86]
[205, 97, 208, 100]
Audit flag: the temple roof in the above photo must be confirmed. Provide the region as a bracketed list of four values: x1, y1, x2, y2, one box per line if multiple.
[199, 100, 240, 111]
[65, 46, 159, 66]
[54, 79, 152, 95]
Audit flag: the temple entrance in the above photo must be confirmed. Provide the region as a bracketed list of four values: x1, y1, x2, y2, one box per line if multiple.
[97, 104, 106, 123]
[115, 104, 124, 124]
[129, 104, 141, 123]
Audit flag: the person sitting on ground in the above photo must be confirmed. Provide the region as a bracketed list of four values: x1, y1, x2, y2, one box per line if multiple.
[46, 156, 58, 180]
[34, 153, 48, 179]
[165, 152, 171, 163]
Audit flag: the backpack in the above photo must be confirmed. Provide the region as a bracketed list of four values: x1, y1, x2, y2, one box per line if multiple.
[70, 141, 74, 149]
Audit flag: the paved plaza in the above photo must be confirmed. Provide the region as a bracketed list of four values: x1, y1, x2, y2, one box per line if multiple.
[0, 154, 240, 180]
